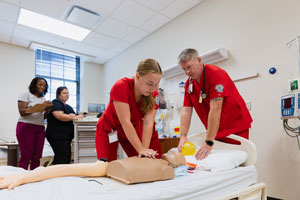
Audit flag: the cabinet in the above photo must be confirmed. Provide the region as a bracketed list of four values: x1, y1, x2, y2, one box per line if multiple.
[0, 143, 19, 166]
[159, 137, 180, 154]
[73, 120, 98, 163]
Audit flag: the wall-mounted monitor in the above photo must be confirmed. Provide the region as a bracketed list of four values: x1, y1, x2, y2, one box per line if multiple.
[88, 103, 105, 113]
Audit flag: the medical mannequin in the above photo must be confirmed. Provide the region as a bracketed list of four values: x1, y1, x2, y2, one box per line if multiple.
[0, 152, 185, 190]
[107, 157, 175, 184]
[0, 161, 107, 190]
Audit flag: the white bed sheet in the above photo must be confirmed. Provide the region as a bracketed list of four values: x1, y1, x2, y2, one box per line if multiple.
[0, 165, 257, 200]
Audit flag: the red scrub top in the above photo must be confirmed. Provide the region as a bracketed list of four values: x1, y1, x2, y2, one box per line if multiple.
[183, 64, 252, 139]
[97, 77, 159, 139]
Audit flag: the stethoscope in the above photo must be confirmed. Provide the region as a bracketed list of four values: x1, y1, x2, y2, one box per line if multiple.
[188, 64, 207, 101]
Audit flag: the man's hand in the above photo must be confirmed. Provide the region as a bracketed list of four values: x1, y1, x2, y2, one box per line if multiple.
[195, 143, 212, 160]
[177, 135, 189, 152]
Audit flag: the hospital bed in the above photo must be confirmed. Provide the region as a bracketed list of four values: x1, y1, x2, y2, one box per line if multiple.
[0, 134, 266, 200]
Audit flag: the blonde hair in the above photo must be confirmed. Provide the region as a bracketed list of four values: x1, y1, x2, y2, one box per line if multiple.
[137, 58, 162, 113]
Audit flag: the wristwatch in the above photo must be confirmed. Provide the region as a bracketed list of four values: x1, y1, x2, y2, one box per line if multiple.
[205, 140, 214, 146]
[99, 158, 108, 162]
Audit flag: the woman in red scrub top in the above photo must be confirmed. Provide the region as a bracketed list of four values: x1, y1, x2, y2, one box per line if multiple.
[96, 58, 163, 161]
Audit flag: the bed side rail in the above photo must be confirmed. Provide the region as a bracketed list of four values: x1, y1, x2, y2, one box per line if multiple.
[214, 182, 267, 200]
[188, 133, 257, 166]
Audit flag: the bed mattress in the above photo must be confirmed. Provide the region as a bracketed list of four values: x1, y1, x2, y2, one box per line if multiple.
[0, 165, 257, 200]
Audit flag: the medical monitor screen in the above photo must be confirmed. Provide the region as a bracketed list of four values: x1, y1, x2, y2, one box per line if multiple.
[88, 103, 105, 113]
[283, 98, 292, 109]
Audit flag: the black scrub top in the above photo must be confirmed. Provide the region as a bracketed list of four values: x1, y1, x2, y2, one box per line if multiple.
[46, 99, 75, 140]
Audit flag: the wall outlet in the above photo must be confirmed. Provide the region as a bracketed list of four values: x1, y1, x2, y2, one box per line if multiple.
[245, 100, 251, 111]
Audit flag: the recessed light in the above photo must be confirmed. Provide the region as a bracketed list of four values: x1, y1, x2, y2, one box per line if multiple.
[18, 8, 90, 41]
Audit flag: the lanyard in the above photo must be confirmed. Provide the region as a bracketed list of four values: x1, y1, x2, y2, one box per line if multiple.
[201, 65, 206, 99]
[188, 64, 206, 103]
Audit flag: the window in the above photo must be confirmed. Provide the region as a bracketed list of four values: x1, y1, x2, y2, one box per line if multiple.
[35, 49, 80, 112]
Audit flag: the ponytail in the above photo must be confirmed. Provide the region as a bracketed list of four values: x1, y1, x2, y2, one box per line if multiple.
[136, 58, 162, 113]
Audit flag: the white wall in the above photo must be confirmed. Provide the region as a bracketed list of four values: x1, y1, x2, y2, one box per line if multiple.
[102, 0, 300, 199]
[159, 73, 207, 135]
[0, 42, 104, 140]
[81, 61, 106, 112]
[0, 42, 35, 141]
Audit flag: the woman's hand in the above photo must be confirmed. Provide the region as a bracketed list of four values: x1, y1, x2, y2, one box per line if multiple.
[68, 113, 76, 120]
[74, 115, 84, 120]
[138, 148, 158, 159]
[0, 173, 26, 190]
[43, 100, 52, 105]
[42, 101, 52, 115]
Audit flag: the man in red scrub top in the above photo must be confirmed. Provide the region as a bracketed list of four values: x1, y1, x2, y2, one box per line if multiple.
[96, 58, 162, 162]
[177, 48, 252, 160]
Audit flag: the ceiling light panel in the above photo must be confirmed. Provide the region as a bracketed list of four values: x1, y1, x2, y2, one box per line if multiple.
[20, 0, 70, 20]
[18, 8, 90, 41]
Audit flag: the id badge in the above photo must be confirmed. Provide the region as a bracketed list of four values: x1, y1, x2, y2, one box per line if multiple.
[199, 93, 203, 103]
[188, 83, 193, 93]
[108, 131, 118, 143]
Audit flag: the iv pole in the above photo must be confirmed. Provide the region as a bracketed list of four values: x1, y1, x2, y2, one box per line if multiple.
[285, 36, 300, 150]
[286, 36, 300, 75]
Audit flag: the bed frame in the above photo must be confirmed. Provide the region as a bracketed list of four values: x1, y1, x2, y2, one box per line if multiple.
[188, 133, 267, 200]
[0, 134, 266, 200]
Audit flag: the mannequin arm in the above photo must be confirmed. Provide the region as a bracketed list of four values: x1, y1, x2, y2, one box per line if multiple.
[0, 161, 108, 190]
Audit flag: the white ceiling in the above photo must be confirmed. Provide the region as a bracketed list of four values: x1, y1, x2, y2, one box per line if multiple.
[0, 0, 203, 64]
